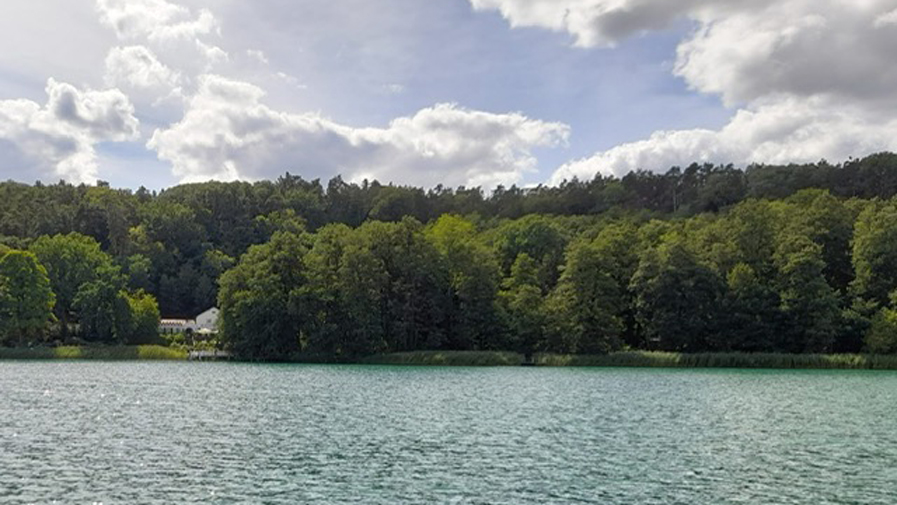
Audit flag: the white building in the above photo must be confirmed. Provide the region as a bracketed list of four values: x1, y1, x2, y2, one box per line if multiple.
[158, 307, 220, 335]
[193, 307, 220, 332]
[159, 318, 190, 335]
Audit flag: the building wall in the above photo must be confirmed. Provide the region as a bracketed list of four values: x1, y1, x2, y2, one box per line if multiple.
[159, 308, 219, 334]
[194, 308, 220, 331]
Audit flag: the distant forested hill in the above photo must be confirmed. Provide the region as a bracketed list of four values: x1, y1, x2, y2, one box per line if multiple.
[4, 152, 897, 358]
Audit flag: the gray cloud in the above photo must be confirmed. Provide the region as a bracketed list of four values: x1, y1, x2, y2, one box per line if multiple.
[472, 0, 897, 181]
[467, 0, 757, 47]
[0, 79, 139, 183]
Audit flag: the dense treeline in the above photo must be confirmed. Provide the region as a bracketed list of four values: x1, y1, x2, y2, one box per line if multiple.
[4, 152, 897, 356]
[217, 194, 884, 359]
[0, 237, 160, 346]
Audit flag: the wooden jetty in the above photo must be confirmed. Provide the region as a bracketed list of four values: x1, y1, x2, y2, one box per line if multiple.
[188, 350, 232, 361]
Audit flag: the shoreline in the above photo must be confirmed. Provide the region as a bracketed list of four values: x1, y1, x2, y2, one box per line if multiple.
[3, 347, 897, 370]
[359, 350, 897, 370]
[0, 345, 187, 361]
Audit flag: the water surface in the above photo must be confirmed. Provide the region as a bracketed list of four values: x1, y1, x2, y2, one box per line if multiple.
[1, 363, 896, 504]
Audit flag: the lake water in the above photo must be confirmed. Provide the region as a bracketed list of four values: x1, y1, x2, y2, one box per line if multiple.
[1, 363, 896, 504]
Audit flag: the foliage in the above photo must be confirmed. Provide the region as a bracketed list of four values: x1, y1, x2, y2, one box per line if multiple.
[8, 154, 897, 358]
[774, 236, 840, 353]
[865, 293, 897, 354]
[122, 290, 162, 344]
[73, 264, 129, 342]
[30, 233, 113, 336]
[722, 264, 782, 352]
[426, 215, 501, 350]
[631, 238, 726, 352]
[499, 254, 547, 354]
[852, 200, 897, 305]
[218, 231, 309, 360]
[0, 250, 55, 345]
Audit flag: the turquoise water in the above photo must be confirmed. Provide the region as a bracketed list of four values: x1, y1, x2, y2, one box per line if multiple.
[1, 363, 896, 504]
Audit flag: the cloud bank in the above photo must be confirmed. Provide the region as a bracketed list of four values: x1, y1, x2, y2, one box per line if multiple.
[148, 75, 569, 188]
[6, 0, 897, 189]
[472, 0, 897, 182]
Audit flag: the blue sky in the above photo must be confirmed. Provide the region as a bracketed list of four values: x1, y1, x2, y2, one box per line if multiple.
[1, 0, 896, 190]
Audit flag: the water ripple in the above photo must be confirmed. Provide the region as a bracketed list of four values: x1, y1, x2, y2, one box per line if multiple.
[1, 364, 896, 504]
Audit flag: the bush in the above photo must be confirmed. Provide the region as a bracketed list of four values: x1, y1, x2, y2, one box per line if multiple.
[866, 309, 897, 354]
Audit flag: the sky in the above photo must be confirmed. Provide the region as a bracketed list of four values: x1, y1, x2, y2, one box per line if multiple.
[1, 0, 897, 191]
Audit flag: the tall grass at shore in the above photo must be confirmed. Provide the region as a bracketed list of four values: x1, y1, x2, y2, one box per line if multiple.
[536, 351, 897, 369]
[360, 350, 897, 369]
[360, 350, 523, 366]
[3, 347, 896, 368]
[0, 345, 187, 361]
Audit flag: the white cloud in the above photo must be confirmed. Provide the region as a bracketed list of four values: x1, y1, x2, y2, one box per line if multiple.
[474, 0, 897, 103]
[0, 79, 139, 184]
[383, 83, 406, 94]
[195, 40, 229, 67]
[148, 75, 568, 188]
[246, 49, 269, 65]
[104, 45, 180, 91]
[674, 1, 897, 105]
[875, 8, 897, 26]
[468, 0, 735, 47]
[95, 0, 228, 82]
[96, 0, 218, 43]
[474, 0, 897, 182]
[550, 96, 897, 183]
[275, 72, 306, 89]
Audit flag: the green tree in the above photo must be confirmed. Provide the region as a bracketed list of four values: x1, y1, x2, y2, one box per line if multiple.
[499, 254, 546, 356]
[351, 218, 449, 352]
[30, 233, 113, 337]
[491, 215, 568, 293]
[426, 215, 501, 350]
[76, 186, 137, 255]
[138, 200, 206, 258]
[122, 254, 153, 292]
[218, 232, 309, 359]
[723, 263, 782, 351]
[298, 223, 384, 356]
[865, 311, 897, 354]
[121, 290, 161, 344]
[545, 230, 631, 354]
[852, 200, 897, 305]
[775, 237, 840, 353]
[784, 190, 856, 294]
[719, 199, 778, 277]
[631, 238, 725, 351]
[0, 251, 55, 345]
[866, 298, 897, 354]
[74, 264, 128, 342]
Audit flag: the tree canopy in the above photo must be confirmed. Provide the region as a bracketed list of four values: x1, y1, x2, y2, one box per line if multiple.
[7, 152, 897, 356]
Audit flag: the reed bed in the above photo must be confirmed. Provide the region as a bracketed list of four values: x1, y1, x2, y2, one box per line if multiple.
[362, 350, 897, 369]
[0, 345, 187, 361]
[536, 351, 897, 370]
[3, 346, 896, 369]
[360, 350, 523, 366]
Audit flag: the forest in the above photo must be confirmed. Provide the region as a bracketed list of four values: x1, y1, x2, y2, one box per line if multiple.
[4, 152, 897, 359]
